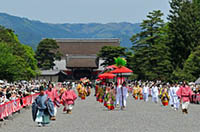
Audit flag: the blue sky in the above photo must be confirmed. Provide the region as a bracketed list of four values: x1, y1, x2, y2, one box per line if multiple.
[0, 0, 170, 24]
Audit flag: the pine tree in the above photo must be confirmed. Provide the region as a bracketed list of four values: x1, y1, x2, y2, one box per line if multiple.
[98, 46, 126, 67]
[168, 0, 200, 69]
[35, 39, 62, 70]
[130, 10, 173, 81]
[174, 45, 200, 81]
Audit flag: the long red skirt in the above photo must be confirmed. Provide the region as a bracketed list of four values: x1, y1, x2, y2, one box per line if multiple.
[107, 104, 115, 110]
[162, 101, 168, 106]
[98, 98, 103, 103]
[81, 96, 86, 100]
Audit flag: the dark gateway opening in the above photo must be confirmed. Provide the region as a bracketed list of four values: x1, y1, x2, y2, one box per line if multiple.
[73, 70, 92, 80]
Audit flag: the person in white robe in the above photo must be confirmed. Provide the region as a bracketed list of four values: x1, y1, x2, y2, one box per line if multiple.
[115, 82, 121, 107]
[172, 84, 180, 110]
[168, 85, 174, 107]
[119, 82, 128, 110]
[151, 84, 159, 103]
[143, 84, 149, 102]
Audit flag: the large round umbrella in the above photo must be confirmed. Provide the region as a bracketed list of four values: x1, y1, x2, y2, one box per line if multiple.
[98, 72, 116, 79]
[110, 66, 132, 108]
[110, 66, 133, 73]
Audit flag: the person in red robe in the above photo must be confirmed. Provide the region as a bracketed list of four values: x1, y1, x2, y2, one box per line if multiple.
[46, 83, 60, 120]
[61, 84, 77, 114]
[176, 81, 193, 114]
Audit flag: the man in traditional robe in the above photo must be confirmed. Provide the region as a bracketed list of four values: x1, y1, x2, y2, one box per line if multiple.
[172, 84, 180, 110]
[118, 82, 128, 110]
[32, 86, 54, 127]
[151, 83, 159, 103]
[176, 81, 193, 114]
[143, 83, 149, 102]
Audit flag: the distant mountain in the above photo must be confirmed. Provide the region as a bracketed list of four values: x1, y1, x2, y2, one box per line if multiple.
[0, 13, 141, 50]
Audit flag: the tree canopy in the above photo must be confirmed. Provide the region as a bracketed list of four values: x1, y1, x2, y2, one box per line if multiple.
[130, 10, 173, 81]
[35, 38, 62, 70]
[0, 26, 39, 82]
[127, 0, 200, 82]
[98, 46, 126, 67]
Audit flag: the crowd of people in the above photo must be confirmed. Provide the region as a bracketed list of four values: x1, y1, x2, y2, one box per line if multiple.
[95, 80, 197, 114]
[0, 78, 199, 127]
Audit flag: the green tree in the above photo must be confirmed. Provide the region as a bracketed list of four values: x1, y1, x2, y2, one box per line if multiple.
[35, 38, 62, 70]
[0, 25, 39, 81]
[0, 43, 24, 81]
[0, 26, 20, 44]
[130, 10, 173, 81]
[21, 45, 39, 80]
[168, 0, 200, 69]
[97, 46, 126, 67]
[174, 45, 200, 82]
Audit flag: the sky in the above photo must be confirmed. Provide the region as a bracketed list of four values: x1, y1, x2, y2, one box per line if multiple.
[0, 0, 171, 24]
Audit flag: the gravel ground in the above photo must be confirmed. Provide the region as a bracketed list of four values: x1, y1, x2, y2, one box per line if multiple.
[1, 90, 200, 132]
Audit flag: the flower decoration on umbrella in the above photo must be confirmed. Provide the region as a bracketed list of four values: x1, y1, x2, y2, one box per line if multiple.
[114, 57, 127, 68]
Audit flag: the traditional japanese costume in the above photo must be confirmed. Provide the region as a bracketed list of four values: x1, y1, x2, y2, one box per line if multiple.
[61, 89, 77, 114]
[76, 83, 82, 97]
[79, 87, 87, 100]
[32, 94, 54, 125]
[104, 91, 116, 110]
[139, 87, 143, 100]
[161, 88, 170, 106]
[96, 87, 104, 103]
[133, 86, 139, 100]
[95, 85, 99, 96]
[176, 85, 193, 114]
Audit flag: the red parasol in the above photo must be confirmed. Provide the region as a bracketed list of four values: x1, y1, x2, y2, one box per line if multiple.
[110, 66, 133, 73]
[98, 72, 116, 79]
[110, 66, 132, 108]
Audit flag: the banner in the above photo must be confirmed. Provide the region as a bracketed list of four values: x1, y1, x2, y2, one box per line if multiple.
[0, 93, 39, 119]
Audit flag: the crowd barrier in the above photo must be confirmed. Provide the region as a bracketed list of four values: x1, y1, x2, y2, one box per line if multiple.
[0, 93, 39, 119]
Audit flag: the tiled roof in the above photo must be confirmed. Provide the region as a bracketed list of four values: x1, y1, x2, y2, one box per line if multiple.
[66, 58, 97, 68]
[55, 38, 120, 56]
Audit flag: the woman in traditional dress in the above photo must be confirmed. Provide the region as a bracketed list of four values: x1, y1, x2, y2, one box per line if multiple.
[79, 85, 87, 100]
[61, 84, 77, 114]
[76, 82, 83, 97]
[133, 84, 139, 100]
[138, 85, 143, 100]
[46, 83, 60, 120]
[104, 87, 116, 110]
[96, 85, 104, 103]
[160, 86, 170, 106]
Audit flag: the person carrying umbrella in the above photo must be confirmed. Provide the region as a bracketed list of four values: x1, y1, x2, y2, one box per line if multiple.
[119, 81, 128, 110]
